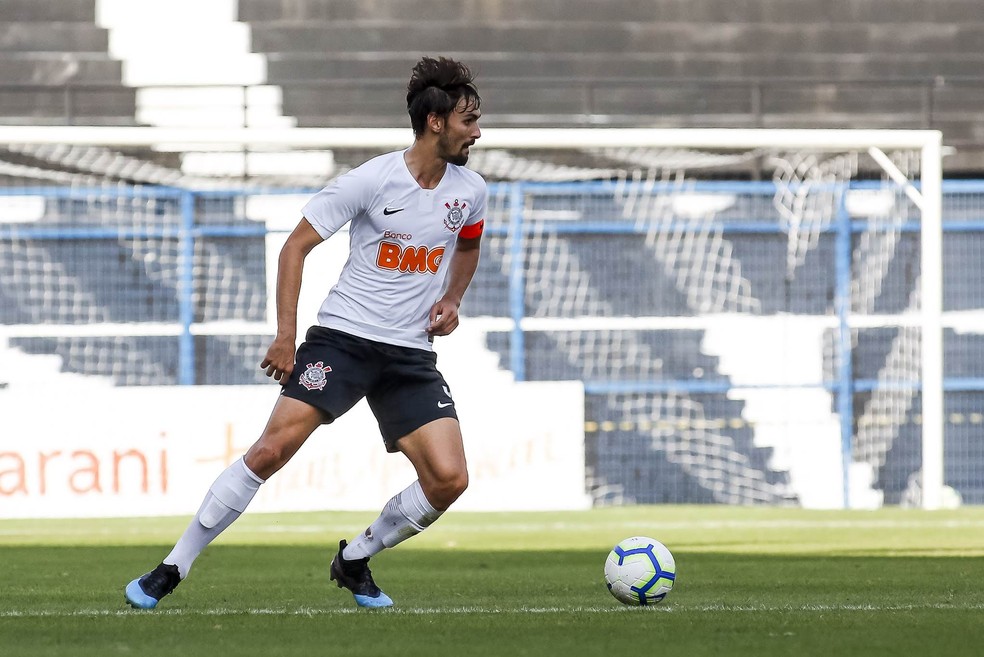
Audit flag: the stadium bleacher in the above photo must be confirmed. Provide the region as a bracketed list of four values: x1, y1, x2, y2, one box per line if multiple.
[236, 0, 984, 171]
[0, 0, 136, 126]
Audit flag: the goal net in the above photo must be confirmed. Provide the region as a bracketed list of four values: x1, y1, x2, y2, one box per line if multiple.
[0, 126, 967, 510]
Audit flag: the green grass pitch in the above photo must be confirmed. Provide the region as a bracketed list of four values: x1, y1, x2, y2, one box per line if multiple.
[3, 506, 984, 657]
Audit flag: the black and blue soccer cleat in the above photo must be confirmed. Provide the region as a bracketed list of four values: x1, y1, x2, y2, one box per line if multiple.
[329, 540, 394, 608]
[125, 563, 181, 609]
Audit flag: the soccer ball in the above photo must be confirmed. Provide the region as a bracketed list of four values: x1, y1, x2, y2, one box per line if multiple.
[604, 536, 676, 605]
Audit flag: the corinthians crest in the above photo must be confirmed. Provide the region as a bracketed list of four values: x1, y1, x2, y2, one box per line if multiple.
[299, 361, 331, 391]
[444, 199, 467, 232]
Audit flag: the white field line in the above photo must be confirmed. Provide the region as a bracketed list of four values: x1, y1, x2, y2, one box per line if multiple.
[470, 520, 984, 532]
[3, 602, 984, 619]
[4, 518, 984, 538]
[418, 519, 984, 531]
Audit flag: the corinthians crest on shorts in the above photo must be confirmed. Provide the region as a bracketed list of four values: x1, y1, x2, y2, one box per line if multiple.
[299, 361, 331, 391]
[444, 198, 467, 232]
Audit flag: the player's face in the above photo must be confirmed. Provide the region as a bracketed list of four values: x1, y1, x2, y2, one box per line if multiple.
[438, 99, 481, 166]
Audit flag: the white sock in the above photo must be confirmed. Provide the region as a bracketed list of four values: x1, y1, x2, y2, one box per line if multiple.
[343, 480, 442, 560]
[163, 457, 265, 579]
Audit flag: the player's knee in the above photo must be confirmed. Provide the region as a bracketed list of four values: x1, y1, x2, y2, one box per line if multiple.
[446, 469, 469, 500]
[426, 469, 468, 510]
[244, 442, 290, 478]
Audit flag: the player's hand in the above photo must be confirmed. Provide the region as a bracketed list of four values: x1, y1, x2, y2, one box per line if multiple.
[260, 335, 296, 383]
[427, 298, 460, 338]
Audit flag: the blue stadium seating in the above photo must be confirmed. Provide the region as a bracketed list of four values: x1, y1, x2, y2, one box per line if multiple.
[5, 187, 984, 503]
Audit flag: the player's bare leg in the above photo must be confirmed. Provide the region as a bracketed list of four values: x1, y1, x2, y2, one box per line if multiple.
[395, 417, 469, 512]
[243, 396, 328, 480]
[125, 397, 325, 609]
[330, 418, 468, 607]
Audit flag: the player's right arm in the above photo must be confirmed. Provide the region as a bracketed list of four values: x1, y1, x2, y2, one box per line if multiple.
[260, 218, 324, 382]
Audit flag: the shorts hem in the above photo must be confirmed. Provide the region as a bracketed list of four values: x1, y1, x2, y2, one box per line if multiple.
[280, 388, 336, 423]
[380, 411, 459, 452]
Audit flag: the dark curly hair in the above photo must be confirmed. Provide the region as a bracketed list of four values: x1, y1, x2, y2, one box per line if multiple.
[406, 56, 481, 137]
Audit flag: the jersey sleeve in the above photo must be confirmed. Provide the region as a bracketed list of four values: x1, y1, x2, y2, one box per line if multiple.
[459, 178, 488, 240]
[301, 167, 375, 240]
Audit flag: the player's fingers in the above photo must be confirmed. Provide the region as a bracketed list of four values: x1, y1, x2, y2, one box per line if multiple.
[430, 316, 457, 336]
[429, 303, 442, 324]
[429, 320, 450, 335]
[427, 317, 442, 334]
[439, 308, 458, 328]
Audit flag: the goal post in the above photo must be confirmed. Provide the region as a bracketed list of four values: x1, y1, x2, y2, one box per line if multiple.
[0, 126, 950, 509]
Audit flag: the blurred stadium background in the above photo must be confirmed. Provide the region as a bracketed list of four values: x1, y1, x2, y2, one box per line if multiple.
[2, 0, 984, 516]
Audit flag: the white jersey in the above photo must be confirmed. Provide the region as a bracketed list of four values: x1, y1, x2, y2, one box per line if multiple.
[301, 150, 488, 350]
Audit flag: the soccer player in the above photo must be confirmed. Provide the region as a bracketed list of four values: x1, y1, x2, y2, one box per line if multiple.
[124, 56, 485, 609]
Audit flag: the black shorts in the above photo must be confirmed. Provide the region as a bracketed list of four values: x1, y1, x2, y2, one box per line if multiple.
[281, 327, 458, 452]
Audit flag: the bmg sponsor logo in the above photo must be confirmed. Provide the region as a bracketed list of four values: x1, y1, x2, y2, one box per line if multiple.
[376, 241, 444, 273]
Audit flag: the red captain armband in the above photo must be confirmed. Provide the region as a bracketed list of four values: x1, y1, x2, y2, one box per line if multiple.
[459, 219, 485, 239]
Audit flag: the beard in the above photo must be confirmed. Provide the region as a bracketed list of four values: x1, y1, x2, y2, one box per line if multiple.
[439, 133, 470, 166]
[446, 151, 469, 166]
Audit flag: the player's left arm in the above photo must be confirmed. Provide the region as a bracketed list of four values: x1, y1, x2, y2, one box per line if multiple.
[427, 232, 482, 338]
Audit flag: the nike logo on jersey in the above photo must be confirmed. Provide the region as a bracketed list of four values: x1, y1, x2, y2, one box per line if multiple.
[438, 401, 453, 408]
[383, 206, 404, 215]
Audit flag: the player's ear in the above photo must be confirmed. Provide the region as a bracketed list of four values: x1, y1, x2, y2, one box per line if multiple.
[426, 112, 444, 134]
